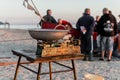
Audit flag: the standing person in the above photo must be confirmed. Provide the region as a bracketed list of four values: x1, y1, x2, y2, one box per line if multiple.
[94, 16, 100, 32]
[39, 9, 57, 25]
[94, 16, 100, 52]
[111, 13, 120, 57]
[117, 15, 120, 32]
[76, 8, 95, 61]
[109, 10, 117, 30]
[97, 8, 117, 61]
[117, 15, 120, 54]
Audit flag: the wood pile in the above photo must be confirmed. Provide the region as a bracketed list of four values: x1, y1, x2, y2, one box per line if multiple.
[42, 41, 81, 57]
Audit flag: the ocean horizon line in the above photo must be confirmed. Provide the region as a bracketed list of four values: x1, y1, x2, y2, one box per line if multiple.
[0, 24, 76, 29]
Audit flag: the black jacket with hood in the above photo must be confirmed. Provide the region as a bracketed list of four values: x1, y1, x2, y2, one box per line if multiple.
[97, 14, 117, 37]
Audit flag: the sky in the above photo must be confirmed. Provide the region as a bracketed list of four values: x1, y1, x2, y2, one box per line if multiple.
[0, 0, 120, 25]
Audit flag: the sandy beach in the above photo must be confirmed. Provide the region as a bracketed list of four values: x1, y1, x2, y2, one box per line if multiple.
[0, 29, 120, 80]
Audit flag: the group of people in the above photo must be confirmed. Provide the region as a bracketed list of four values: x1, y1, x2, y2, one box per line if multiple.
[40, 8, 120, 61]
[77, 8, 118, 61]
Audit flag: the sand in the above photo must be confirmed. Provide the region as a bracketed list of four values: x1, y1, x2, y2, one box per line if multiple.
[0, 29, 120, 80]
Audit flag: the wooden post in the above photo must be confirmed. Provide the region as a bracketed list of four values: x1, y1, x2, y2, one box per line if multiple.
[14, 56, 22, 80]
[37, 63, 42, 80]
[71, 60, 77, 80]
[49, 62, 52, 80]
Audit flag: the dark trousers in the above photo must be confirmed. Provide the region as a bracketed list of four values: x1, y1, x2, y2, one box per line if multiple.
[80, 34, 93, 60]
[112, 40, 120, 57]
[81, 35, 93, 61]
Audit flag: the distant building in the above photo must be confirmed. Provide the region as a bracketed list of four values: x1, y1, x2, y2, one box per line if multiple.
[0, 21, 4, 25]
[4, 22, 10, 28]
[0, 21, 10, 28]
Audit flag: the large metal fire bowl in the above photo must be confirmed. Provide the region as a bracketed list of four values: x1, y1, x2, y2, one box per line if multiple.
[28, 29, 68, 41]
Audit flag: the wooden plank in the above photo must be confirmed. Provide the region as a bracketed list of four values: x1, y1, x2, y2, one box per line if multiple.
[34, 54, 84, 63]
[0, 62, 17, 66]
[12, 50, 84, 63]
[0, 54, 83, 66]
[12, 50, 35, 62]
[0, 57, 11, 59]
[0, 61, 31, 66]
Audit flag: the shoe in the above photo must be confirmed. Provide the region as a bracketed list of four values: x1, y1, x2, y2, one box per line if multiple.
[99, 58, 105, 61]
[107, 59, 111, 62]
[82, 58, 87, 61]
[88, 53, 94, 61]
[82, 54, 88, 61]
[88, 59, 94, 61]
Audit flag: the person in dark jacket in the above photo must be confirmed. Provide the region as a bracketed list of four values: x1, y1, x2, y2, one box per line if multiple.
[97, 8, 117, 61]
[94, 15, 100, 32]
[76, 8, 95, 61]
[117, 15, 120, 32]
[94, 16, 100, 52]
[39, 9, 57, 25]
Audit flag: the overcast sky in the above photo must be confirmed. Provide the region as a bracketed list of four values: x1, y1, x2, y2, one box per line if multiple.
[0, 0, 120, 24]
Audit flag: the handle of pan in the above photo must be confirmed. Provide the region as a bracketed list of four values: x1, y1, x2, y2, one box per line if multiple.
[54, 24, 66, 30]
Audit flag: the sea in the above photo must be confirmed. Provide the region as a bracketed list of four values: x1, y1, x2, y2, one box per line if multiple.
[0, 24, 40, 30]
[0, 24, 76, 30]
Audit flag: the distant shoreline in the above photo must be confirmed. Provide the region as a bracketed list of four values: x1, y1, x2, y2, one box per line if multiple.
[0, 24, 76, 30]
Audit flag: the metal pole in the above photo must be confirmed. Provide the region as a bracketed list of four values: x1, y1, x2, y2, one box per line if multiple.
[31, 0, 42, 19]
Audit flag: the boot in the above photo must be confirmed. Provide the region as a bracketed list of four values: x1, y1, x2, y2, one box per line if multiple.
[82, 54, 88, 61]
[36, 44, 43, 57]
[88, 52, 94, 61]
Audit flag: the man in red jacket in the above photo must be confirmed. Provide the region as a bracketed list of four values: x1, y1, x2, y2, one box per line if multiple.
[58, 19, 80, 38]
[57, 19, 72, 29]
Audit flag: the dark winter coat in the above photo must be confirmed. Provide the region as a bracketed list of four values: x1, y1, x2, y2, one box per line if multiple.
[76, 13, 95, 36]
[97, 14, 117, 36]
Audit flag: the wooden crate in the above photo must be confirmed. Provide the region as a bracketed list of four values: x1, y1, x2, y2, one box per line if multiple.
[42, 45, 80, 57]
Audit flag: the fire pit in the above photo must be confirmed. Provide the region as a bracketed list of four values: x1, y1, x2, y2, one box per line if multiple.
[28, 28, 80, 57]
[28, 29, 68, 41]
